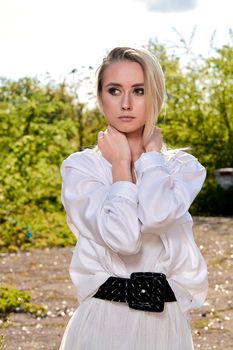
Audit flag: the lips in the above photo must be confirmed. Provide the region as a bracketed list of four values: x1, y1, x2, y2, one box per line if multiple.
[118, 116, 135, 122]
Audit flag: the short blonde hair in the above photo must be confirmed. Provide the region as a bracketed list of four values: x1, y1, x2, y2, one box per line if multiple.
[96, 47, 165, 143]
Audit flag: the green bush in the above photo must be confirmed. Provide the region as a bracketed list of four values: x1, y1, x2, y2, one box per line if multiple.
[0, 286, 47, 319]
[0, 38, 233, 252]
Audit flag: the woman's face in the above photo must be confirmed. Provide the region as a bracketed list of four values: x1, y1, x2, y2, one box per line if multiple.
[100, 61, 147, 136]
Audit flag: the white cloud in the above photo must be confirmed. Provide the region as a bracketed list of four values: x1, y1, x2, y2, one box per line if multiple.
[137, 0, 197, 12]
[0, 0, 232, 101]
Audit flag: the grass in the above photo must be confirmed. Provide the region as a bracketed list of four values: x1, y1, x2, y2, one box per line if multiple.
[192, 319, 209, 329]
[0, 208, 76, 253]
[0, 286, 48, 350]
[0, 286, 48, 320]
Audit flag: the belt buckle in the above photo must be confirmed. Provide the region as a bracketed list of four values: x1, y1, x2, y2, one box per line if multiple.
[128, 272, 166, 312]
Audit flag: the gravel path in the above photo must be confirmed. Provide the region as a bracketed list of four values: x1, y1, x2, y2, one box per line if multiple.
[1, 216, 233, 349]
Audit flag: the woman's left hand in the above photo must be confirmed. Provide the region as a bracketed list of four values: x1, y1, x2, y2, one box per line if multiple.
[144, 127, 163, 153]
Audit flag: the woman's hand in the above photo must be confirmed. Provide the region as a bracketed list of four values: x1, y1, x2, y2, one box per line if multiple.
[98, 125, 131, 164]
[144, 127, 163, 153]
[98, 126, 133, 183]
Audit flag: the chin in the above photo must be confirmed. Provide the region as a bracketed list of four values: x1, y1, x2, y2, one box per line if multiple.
[124, 128, 144, 137]
[108, 122, 144, 135]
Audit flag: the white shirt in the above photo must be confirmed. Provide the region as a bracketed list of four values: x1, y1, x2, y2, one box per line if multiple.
[61, 148, 208, 315]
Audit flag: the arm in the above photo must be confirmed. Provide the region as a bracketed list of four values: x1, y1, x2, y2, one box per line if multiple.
[135, 150, 206, 231]
[112, 159, 132, 183]
[98, 126, 133, 183]
[61, 152, 141, 255]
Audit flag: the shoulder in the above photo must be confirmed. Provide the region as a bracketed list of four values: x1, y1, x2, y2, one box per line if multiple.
[62, 148, 98, 168]
[164, 149, 197, 163]
[163, 149, 205, 172]
[61, 148, 109, 179]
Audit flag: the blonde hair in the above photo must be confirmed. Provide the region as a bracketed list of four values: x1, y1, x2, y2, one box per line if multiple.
[96, 46, 166, 144]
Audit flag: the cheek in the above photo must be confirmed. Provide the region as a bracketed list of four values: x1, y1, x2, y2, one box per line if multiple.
[102, 96, 118, 115]
[137, 100, 147, 115]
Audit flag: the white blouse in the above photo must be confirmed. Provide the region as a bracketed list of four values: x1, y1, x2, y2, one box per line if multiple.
[61, 148, 208, 315]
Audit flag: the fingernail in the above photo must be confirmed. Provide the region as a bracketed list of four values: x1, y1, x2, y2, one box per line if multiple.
[98, 131, 104, 139]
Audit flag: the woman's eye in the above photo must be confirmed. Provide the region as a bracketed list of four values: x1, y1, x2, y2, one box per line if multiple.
[134, 87, 144, 95]
[108, 87, 120, 95]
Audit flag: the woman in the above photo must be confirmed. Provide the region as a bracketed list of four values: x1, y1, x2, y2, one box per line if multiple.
[59, 47, 208, 349]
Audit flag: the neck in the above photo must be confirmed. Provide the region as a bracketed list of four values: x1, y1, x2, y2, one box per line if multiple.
[126, 131, 145, 163]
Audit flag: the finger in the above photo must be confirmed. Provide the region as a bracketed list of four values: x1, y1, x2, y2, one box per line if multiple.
[154, 127, 162, 135]
[98, 131, 105, 140]
[104, 128, 109, 135]
[106, 126, 111, 134]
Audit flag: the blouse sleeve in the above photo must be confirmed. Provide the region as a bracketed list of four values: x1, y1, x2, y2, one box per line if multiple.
[61, 152, 141, 255]
[135, 150, 206, 231]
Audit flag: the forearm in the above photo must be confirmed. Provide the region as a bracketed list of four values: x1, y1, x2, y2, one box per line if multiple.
[112, 160, 133, 183]
[135, 152, 206, 229]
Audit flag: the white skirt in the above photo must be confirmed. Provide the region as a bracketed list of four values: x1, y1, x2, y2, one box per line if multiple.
[59, 298, 194, 350]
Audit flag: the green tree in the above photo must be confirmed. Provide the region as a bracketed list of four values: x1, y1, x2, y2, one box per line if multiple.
[148, 37, 233, 215]
[0, 78, 80, 250]
[1, 36, 233, 251]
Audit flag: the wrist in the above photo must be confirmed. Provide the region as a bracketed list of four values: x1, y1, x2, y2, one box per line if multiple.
[112, 158, 131, 165]
[145, 147, 161, 153]
[112, 159, 132, 183]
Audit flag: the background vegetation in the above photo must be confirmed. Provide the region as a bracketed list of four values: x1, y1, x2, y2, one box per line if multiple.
[0, 286, 47, 319]
[0, 37, 232, 252]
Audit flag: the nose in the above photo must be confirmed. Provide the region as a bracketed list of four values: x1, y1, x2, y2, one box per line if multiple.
[121, 93, 132, 110]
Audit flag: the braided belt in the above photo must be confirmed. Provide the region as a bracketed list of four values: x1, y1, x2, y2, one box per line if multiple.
[93, 272, 176, 312]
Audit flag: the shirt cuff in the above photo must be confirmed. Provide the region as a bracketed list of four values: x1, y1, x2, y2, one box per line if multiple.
[135, 151, 165, 175]
[107, 181, 138, 203]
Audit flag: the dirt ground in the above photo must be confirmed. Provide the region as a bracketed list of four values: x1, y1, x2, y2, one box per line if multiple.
[1, 216, 233, 350]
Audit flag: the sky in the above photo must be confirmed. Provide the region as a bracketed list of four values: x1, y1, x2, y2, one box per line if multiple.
[0, 0, 232, 103]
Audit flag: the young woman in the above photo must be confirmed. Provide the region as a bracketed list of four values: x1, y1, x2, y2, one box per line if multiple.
[59, 47, 208, 350]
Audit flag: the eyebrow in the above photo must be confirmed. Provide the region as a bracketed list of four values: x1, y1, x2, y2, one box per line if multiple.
[105, 83, 144, 88]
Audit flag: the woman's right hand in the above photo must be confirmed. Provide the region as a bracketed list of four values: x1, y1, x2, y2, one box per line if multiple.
[144, 127, 163, 153]
[98, 126, 131, 165]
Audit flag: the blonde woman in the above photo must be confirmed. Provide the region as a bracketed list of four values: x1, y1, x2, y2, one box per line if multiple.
[59, 47, 208, 349]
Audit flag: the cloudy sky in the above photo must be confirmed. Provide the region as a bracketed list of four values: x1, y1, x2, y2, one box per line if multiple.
[0, 0, 232, 101]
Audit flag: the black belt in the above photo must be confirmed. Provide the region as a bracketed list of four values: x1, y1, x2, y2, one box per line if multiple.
[93, 272, 176, 312]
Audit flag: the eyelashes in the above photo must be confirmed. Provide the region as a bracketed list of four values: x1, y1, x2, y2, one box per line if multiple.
[108, 87, 119, 95]
[134, 87, 144, 95]
[107, 87, 144, 96]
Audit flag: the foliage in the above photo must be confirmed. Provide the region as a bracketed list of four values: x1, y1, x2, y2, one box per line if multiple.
[0, 78, 79, 251]
[148, 37, 233, 215]
[0, 286, 47, 319]
[82, 108, 107, 149]
[0, 37, 233, 251]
